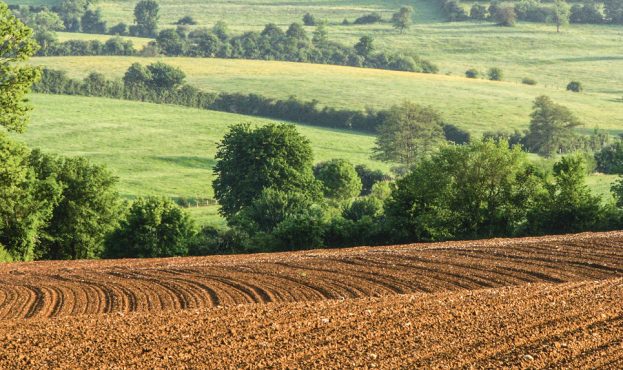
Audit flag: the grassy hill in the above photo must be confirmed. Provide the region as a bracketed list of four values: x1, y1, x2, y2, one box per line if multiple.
[32, 56, 623, 136]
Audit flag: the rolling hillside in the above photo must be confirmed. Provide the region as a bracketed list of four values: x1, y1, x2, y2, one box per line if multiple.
[32, 56, 623, 135]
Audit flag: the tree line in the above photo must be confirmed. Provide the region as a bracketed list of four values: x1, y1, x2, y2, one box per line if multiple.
[440, 0, 621, 28]
[33, 63, 465, 138]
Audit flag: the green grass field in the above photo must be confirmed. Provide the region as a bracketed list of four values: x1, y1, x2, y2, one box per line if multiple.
[19, 93, 388, 199]
[32, 56, 623, 136]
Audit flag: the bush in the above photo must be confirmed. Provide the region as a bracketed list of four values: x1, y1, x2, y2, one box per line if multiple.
[487, 67, 503, 81]
[176, 16, 197, 25]
[105, 197, 195, 259]
[354, 13, 383, 24]
[595, 141, 623, 174]
[303, 13, 316, 26]
[109, 22, 128, 35]
[567, 80, 583, 92]
[522, 77, 537, 85]
[314, 159, 362, 201]
[465, 68, 479, 78]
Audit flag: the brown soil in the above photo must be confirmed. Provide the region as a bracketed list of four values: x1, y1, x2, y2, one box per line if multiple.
[1, 231, 622, 368]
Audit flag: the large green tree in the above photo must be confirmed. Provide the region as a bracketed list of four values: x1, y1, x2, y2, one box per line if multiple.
[213, 123, 320, 220]
[30, 152, 121, 260]
[523, 95, 582, 157]
[0, 2, 40, 133]
[314, 159, 362, 202]
[133, 0, 160, 37]
[373, 102, 445, 169]
[105, 197, 194, 259]
[385, 140, 544, 242]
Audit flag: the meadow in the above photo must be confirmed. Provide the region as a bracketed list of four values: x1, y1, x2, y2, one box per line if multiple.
[17, 94, 389, 223]
[32, 56, 623, 136]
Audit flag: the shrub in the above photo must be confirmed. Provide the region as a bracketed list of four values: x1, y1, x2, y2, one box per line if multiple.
[354, 13, 383, 24]
[109, 22, 128, 35]
[0, 245, 13, 263]
[522, 77, 537, 85]
[303, 13, 316, 26]
[314, 159, 362, 201]
[595, 141, 623, 174]
[567, 80, 583, 92]
[487, 67, 503, 81]
[176, 16, 197, 25]
[465, 68, 479, 78]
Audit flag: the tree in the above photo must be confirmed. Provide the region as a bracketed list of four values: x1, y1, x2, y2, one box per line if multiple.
[286, 22, 307, 40]
[354, 35, 374, 57]
[133, 0, 160, 37]
[0, 134, 61, 261]
[312, 22, 328, 46]
[213, 21, 230, 41]
[30, 152, 121, 260]
[385, 140, 544, 242]
[595, 140, 623, 174]
[495, 5, 517, 26]
[303, 13, 316, 26]
[105, 197, 194, 258]
[212, 123, 321, 220]
[373, 102, 445, 168]
[552, 0, 571, 32]
[0, 3, 41, 133]
[604, 0, 623, 24]
[156, 28, 185, 55]
[470, 4, 488, 20]
[146, 62, 186, 90]
[81, 9, 107, 34]
[392, 6, 413, 33]
[566, 80, 583, 92]
[527, 155, 602, 234]
[314, 159, 362, 201]
[58, 0, 89, 31]
[355, 165, 392, 196]
[487, 67, 503, 81]
[523, 96, 582, 156]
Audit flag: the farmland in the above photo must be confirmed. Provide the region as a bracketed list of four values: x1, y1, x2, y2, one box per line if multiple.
[0, 231, 622, 367]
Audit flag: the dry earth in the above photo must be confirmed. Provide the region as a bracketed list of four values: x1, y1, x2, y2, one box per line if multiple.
[1, 231, 622, 368]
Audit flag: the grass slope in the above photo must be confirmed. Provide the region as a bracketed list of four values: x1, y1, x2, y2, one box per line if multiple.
[32, 56, 623, 136]
[19, 94, 387, 199]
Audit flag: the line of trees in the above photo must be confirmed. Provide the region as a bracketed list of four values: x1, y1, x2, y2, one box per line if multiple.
[152, 22, 436, 73]
[33, 64, 466, 138]
[440, 0, 620, 27]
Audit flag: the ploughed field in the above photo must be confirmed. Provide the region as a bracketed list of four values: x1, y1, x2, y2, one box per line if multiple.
[1, 232, 623, 368]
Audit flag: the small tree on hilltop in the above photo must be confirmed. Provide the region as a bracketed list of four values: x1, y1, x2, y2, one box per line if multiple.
[392, 6, 413, 33]
[133, 0, 160, 37]
[303, 13, 316, 26]
[552, 0, 571, 32]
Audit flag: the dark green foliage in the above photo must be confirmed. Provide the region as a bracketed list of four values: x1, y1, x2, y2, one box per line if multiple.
[465, 68, 479, 78]
[494, 5, 517, 26]
[0, 3, 41, 133]
[354, 13, 383, 25]
[314, 159, 362, 201]
[522, 77, 537, 85]
[355, 165, 392, 196]
[373, 102, 446, 168]
[441, 0, 469, 21]
[132, 0, 159, 37]
[176, 16, 197, 25]
[212, 123, 320, 220]
[146, 62, 186, 90]
[0, 134, 61, 261]
[443, 123, 471, 144]
[157, 28, 186, 55]
[604, 0, 623, 23]
[109, 22, 128, 35]
[570, 1, 603, 24]
[526, 155, 602, 234]
[343, 197, 383, 221]
[385, 140, 545, 242]
[105, 197, 195, 259]
[303, 13, 316, 26]
[392, 6, 413, 33]
[566, 80, 583, 92]
[30, 151, 121, 260]
[81, 9, 107, 34]
[354, 35, 374, 57]
[595, 141, 623, 174]
[470, 4, 488, 20]
[523, 95, 582, 157]
[487, 67, 503, 81]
